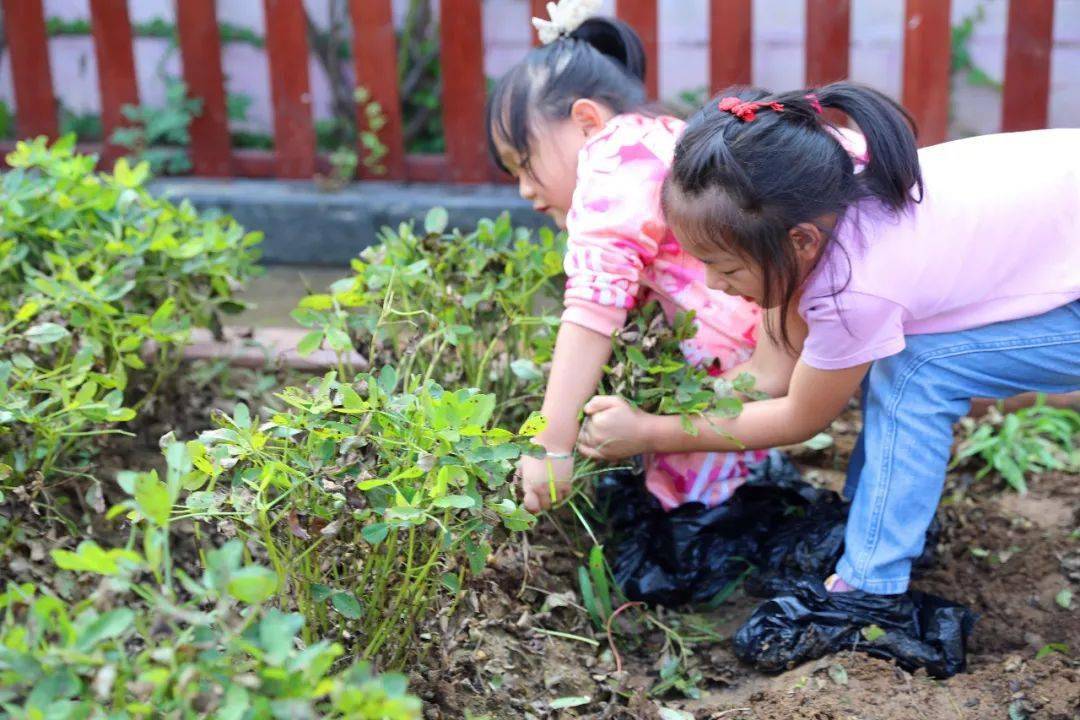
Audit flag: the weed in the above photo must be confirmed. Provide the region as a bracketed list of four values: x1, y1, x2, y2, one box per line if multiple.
[954, 397, 1079, 493]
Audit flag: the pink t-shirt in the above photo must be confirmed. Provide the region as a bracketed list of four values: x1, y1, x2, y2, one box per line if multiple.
[800, 129, 1080, 370]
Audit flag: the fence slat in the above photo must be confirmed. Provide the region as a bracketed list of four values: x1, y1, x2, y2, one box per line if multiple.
[616, 0, 659, 99]
[902, 0, 951, 146]
[439, 0, 488, 183]
[176, 0, 231, 176]
[350, 0, 406, 179]
[1002, 0, 1055, 132]
[709, 0, 752, 94]
[263, 0, 316, 178]
[805, 0, 849, 86]
[530, 0, 547, 47]
[89, 0, 139, 165]
[3, 0, 57, 138]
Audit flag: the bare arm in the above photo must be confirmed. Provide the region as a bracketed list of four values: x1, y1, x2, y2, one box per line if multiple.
[722, 306, 805, 398]
[579, 360, 868, 459]
[518, 321, 612, 512]
[535, 321, 613, 450]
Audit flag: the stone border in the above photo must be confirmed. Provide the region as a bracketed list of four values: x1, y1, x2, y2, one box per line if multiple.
[151, 178, 548, 266]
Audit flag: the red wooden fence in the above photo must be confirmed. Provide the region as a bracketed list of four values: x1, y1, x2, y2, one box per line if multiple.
[2, 0, 1060, 181]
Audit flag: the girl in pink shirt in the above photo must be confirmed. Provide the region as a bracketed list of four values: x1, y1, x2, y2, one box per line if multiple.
[578, 83, 1080, 599]
[485, 14, 767, 513]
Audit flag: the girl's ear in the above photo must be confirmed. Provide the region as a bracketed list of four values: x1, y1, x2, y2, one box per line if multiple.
[788, 222, 828, 265]
[569, 99, 613, 138]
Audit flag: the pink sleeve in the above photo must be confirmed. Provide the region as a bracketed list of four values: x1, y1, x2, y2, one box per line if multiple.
[561, 139, 667, 337]
[800, 291, 907, 370]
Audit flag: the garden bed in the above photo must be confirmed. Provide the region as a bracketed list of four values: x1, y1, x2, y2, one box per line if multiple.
[1, 141, 1076, 718]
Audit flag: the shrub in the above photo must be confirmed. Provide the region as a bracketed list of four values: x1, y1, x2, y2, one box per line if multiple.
[0, 136, 261, 485]
[180, 369, 541, 667]
[0, 441, 421, 720]
[291, 209, 564, 428]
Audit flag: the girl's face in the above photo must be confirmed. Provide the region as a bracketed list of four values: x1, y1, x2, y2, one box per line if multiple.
[690, 243, 771, 306]
[494, 100, 613, 229]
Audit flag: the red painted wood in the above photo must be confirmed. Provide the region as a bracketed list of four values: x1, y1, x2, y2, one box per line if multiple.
[902, 0, 951, 146]
[350, 0, 406, 179]
[2, 0, 57, 138]
[616, 0, 659, 99]
[439, 0, 489, 183]
[1002, 0, 1055, 132]
[805, 0, 850, 86]
[176, 0, 231, 176]
[530, 0, 547, 47]
[89, 0, 139, 166]
[263, 0, 317, 178]
[709, 0, 752, 94]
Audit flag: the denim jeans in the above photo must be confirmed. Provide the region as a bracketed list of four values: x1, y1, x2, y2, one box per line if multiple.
[838, 301, 1080, 594]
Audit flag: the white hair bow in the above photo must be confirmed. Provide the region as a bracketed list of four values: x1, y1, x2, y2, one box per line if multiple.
[532, 0, 604, 45]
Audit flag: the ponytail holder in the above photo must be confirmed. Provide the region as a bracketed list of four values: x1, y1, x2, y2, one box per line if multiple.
[717, 97, 784, 122]
[805, 93, 824, 114]
[532, 0, 603, 45]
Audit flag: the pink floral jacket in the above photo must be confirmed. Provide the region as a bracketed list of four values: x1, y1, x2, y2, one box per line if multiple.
[562, 113, 767, 509]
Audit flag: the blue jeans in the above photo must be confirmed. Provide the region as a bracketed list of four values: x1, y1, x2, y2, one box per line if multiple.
[838, 301, 1080, 594]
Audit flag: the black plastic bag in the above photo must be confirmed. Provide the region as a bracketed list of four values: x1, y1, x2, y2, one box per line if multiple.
[596, 453, 972, 677]
[733, 577, 977, 678]
[597, 454, 850, 606]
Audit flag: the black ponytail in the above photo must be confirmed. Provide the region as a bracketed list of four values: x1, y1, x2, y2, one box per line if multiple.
[814, 83, 923, 208]
[663, 81, 923, 349]
[485, 17, 647, 174]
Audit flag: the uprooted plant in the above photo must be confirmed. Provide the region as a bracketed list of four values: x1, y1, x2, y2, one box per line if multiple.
[0, 136, 261, 489]
[602, 301, 761, 435]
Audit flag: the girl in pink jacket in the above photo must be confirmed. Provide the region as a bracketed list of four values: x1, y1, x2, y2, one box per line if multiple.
[485, 12, 768, 512]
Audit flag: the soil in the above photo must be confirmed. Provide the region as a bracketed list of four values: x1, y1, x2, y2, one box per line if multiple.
[410, 410, 1080, 720]
[3, 372, 1077, 720]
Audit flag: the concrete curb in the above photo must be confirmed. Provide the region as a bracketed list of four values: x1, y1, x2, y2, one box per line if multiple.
[151, 178, 550, 266]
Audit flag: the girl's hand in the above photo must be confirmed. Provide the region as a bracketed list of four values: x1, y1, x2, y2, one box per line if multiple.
[517, 454, 575, 513]
[577, 396, 654, 461]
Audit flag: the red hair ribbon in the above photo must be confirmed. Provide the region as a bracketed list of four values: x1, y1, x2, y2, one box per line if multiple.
[717, 96, 784, 122]
[805, 93, 824, 114]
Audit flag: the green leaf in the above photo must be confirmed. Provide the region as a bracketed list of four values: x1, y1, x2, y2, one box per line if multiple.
[1035, 642, 1069, 660]
[431, 494, 476, 509]
[24, 322, 70, 345]
[134, 471, 172, 526]
[518, 413, 547, 437]
[52, 542, 142, 576]
[361, 522, 389, 544]
[1055, 588, 1073, 610]
[259, 609, 304, 666]
[550, 696, 591, 709]
[861, 624, 886, 642]
[424, 206, 449, 235]
[510, 358, 543, 381]
[330, 591, 364, 619]
[296, 330, 324, 356]
[76, 608, 135, 651]
[227, 565, 279, 604]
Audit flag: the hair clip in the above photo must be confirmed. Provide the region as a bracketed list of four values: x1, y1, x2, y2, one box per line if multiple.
[805, 93, 824, 114]
[717, 97, 784, 122]
[532, 0, 603, 45]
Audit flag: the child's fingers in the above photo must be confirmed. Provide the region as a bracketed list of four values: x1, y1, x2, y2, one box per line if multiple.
[583, 395, 621, 416]
[522, 487, 542, 514]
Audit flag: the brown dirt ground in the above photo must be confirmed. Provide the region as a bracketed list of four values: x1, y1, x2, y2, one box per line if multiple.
[3, 379, 1077, 720]
[410, 411, 1080, 720]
